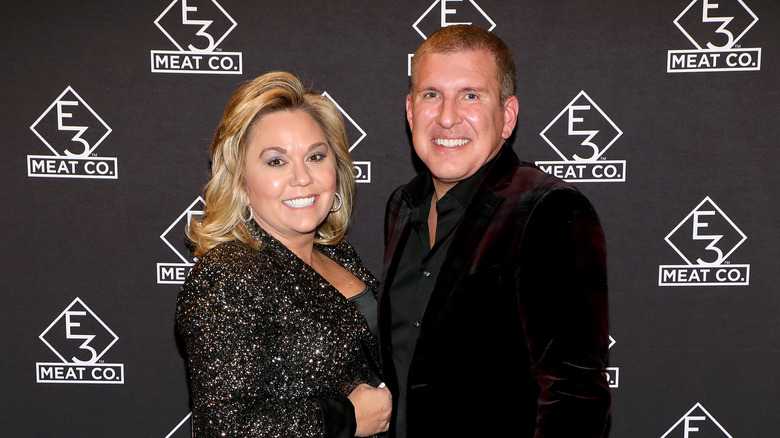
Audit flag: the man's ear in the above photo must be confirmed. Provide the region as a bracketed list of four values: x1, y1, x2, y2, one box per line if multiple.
[501, 95, 519, 140]
[406, 94, 414, 130]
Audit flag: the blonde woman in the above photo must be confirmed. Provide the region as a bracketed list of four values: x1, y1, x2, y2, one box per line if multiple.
[177, 72, 391, 437]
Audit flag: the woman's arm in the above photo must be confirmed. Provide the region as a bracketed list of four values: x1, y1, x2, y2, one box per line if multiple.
[177, 251, 346, 437]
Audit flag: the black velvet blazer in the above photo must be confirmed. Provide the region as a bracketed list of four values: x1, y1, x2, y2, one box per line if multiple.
[378, 145, 611, 438]
[177, 227, 381, 438]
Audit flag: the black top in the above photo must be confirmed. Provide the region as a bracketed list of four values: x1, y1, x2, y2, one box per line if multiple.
[387, 164, 490, 438]
[348, 284, 378, 338]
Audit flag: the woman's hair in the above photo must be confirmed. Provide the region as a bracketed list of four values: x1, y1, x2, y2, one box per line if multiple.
[189, 71, 355, 257]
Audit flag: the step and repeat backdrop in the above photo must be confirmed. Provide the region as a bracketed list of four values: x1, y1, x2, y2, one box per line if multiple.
[2, 1, 778, 436]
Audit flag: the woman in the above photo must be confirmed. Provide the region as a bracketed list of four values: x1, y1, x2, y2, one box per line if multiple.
[177, 72, 391, 437]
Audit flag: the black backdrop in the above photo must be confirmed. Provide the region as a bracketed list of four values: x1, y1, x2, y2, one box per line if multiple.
[2, 1, 778, 436]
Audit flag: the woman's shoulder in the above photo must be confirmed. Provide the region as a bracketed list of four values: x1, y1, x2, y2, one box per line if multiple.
[180, 240, 276, 298]
[318, 239, 378, 287]
[176, 241, 270, 332]
[317, 239, 359, 263]
[200, 239, 257, 263]
[189, 241, 252, 276]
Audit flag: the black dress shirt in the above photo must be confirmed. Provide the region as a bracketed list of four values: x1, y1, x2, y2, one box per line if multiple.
[388, 164, 490, 438]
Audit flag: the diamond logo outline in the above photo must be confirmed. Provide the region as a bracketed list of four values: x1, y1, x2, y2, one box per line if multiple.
[664, 196, 747, 266]
[39, 297, 119, 364]
[673, 0, 759, 50]
[540, 90, 623, 162]
[321, 92, 367, 153]
[161, 197, 205, 264]
[154, 0, 238, 52]
[660, 402, 734, 438]
[29, 86, 112, 158]
[412, 0, 496, 40]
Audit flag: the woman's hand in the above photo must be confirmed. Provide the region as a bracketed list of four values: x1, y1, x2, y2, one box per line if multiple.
[348, 383, 392, 436]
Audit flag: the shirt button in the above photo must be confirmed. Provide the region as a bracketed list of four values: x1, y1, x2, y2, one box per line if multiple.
[422, 270, 431, 277]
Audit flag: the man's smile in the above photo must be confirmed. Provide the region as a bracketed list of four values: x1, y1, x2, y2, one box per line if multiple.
[433, 138, 470, 147]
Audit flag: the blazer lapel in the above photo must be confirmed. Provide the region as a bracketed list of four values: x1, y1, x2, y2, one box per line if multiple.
[418, 191, 504, 333]
[418, 146, 519, 336]
[380, 187, 412, 292]
[378, 186, 413, 356]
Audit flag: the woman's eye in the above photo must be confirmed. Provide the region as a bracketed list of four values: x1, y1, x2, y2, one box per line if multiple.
[309, 152, 327, 162]
[266, 158, 285, 167]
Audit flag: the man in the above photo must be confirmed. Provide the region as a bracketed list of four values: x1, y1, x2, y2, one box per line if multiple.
[378, 25, 611, 437]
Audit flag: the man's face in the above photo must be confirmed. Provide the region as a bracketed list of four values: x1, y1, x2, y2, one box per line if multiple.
[407, 49, 518, 195]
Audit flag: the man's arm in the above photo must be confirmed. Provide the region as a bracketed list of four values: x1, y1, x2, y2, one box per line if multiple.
[517, 186, 611, 438]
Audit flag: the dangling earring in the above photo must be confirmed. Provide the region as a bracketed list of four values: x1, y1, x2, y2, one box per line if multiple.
[330, 193, 342, 212]
[242, 204, 254, 222]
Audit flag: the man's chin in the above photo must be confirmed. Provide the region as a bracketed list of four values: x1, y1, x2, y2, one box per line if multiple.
[430, 168, 476, 185]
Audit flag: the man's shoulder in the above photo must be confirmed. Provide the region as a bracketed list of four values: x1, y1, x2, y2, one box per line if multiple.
[385, 182, 412, 213]
[498, 161, 576, 197]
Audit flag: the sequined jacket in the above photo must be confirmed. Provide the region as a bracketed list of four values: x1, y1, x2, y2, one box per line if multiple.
[177, 227, 381, 438]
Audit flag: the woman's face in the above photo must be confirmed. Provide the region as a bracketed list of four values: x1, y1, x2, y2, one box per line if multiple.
[244, 109, 337, 247]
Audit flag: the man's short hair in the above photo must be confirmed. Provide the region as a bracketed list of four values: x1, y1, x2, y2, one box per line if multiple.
[409, 25, 517, 106]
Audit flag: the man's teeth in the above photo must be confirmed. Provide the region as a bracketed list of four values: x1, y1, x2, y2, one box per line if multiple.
[434, 138, 469, 147]
[283, 196, 316, 208]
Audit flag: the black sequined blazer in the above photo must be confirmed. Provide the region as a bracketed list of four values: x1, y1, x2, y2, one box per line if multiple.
[177, 226, 381, 438]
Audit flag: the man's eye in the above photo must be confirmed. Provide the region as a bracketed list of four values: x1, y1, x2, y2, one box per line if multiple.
[464, 93, 478, 100]
[423, 91, 438, 98]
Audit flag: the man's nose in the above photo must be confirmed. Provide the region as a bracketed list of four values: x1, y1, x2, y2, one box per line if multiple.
[436, 97, 461, 128]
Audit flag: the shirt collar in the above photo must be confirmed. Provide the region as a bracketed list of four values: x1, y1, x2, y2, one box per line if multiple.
[402, 153, 496, 210]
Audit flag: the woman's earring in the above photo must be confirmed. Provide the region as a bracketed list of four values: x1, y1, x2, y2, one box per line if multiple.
[330, 193, 342, 212]
[242, 204, 254, 222]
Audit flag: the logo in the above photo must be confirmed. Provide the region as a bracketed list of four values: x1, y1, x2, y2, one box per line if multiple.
[158, 197, 204, 284]
[408, 0, 496, 75]
[660, 403, 733, 437]
[604, 335, 619, 388]
[164, 413, 192, 438]
[28, 86, 117, 179]
[667, 0, 761, 73]
[536, 90, 626, 183]
[36, 298, 124, 384]
[321, 92, 371, 183]
[659, 196, 749, 286]
[151, 0, 242, 74]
